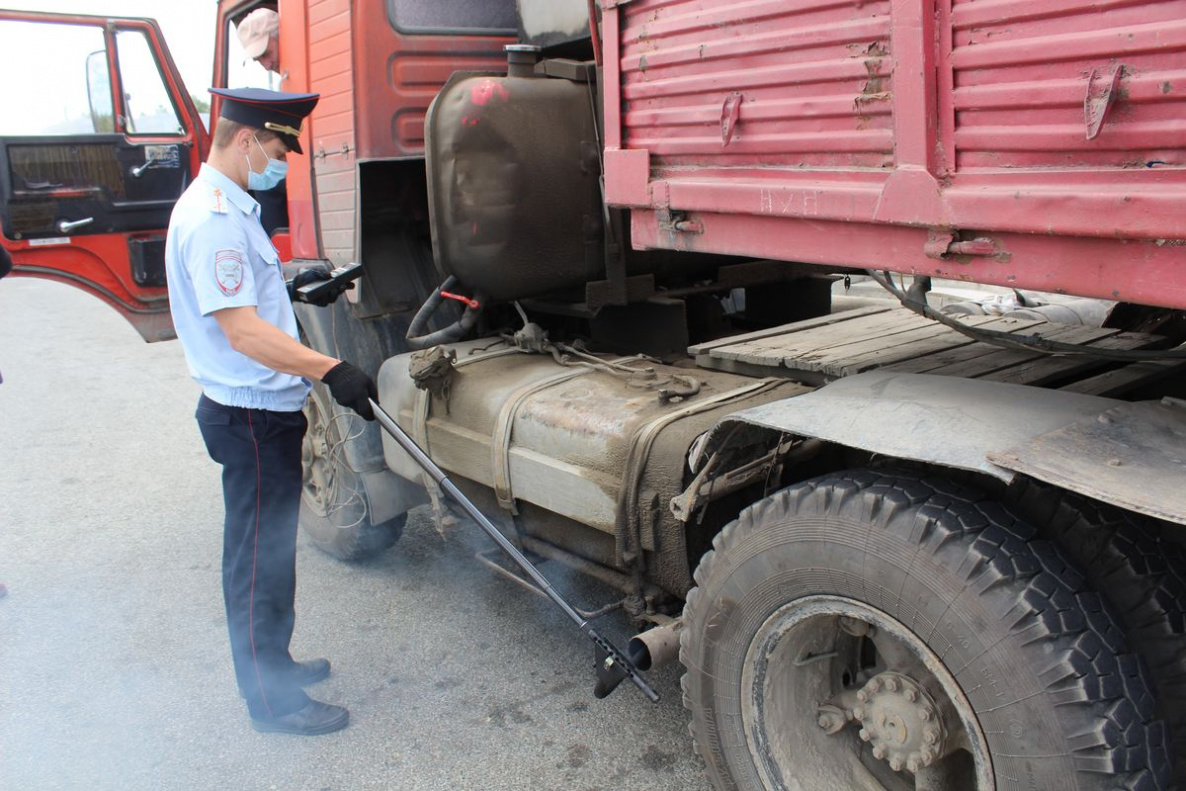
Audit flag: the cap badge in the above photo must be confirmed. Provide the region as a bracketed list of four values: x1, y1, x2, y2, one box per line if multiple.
[264, 121, 303, 138]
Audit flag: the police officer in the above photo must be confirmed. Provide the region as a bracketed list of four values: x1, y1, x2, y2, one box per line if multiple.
[165, 88, 374, 736]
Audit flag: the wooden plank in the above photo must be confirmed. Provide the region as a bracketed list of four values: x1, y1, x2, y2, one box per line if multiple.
[785, 315, 993, 376]
[689, 304, 891, 355]
[985, 331, 1162, 386]
[735, 310, 936, 359]
[825, 315, 1020, 377]
[927, 324, 1119, 380]
[1060, 359, 1186, 397]
[881, 317, 1048, 373]
[706, 311, 920, 364]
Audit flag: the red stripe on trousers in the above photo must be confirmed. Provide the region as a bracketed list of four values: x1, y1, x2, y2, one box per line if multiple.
[246, 411, 272, 717]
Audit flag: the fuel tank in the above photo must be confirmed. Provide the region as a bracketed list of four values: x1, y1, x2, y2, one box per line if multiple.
[377, 339, 803, 594]
[425, 49, 604, 302]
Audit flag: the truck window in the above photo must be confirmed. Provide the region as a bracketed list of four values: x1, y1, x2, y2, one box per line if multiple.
[387, 0, 517, 34]
[224, 14, 278, 91]
[115, 30, 184, 136]
[0, 20, 112, 135]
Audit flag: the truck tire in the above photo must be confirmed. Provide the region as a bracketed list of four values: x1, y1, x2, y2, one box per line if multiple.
[680, 469, 1169, 791]
[300, 383, 403, 560]
[1010, 480, 1186, 786]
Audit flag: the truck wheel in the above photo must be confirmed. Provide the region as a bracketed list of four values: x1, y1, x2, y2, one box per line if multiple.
[680, 469, 1169, 791]
[1010, 480, 1186, 786]
[300, 384, 403, 560]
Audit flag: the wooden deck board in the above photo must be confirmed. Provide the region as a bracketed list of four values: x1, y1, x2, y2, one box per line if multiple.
[880, 317, 1048, 374]
[732, 311, 935, 363]
[696, 305, 1170, 393]
[688, 305, 890, 355]
[804, 315, 1008, 377]
[1060, 359, 1186, 396]
[985, 332, 1162, 386]
[926, 325, 1120, 380]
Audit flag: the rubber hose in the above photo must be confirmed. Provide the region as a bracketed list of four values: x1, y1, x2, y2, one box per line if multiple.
[406, 276, 485, 350]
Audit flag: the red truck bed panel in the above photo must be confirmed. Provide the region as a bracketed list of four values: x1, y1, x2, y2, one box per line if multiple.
[602, 0, 1186, 310]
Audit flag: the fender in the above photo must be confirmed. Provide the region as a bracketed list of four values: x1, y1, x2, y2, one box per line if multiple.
[703, 370, 1186, 526]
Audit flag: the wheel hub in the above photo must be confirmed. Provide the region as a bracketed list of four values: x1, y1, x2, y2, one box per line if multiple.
[741, 596, 993, 790]
[853, 671, 947, 773]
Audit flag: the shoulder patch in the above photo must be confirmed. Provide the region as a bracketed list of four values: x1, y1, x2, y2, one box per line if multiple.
[214, 250, 244, 295]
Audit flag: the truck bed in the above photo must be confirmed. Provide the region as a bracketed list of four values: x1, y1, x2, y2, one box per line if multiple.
[600, 0, 1186, 310]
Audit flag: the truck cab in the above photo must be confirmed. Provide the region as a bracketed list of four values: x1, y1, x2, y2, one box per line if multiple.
[0, 10, 207, 342]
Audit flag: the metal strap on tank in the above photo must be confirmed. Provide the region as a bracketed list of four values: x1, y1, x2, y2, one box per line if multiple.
[413, 347, 522, 500]
[615, 378, 789, 563]
[491, 357, 634, 514]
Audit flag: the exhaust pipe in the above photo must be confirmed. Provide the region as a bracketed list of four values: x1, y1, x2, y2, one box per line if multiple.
[628, 618, 683, 671]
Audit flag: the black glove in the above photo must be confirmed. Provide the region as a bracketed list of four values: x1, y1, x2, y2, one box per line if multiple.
[321, 361, 377, 421]
[287, 267, 352, 307]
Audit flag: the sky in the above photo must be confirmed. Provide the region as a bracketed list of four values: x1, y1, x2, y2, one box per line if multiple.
[0, 1, 220, 133]
[5, 0, 218, 93]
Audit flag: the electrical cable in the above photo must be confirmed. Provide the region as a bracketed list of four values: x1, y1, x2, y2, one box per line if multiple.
[867, 269, 1186, 361]
[320, 410, 368, 531]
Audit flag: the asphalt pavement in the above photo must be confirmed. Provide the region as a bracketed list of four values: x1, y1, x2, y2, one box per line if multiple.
[0, 277, 711, 791]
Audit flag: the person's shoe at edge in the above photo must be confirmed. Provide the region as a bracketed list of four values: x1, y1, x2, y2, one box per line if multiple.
[251, 700, 349, 735]
[286, 657, 331, 686]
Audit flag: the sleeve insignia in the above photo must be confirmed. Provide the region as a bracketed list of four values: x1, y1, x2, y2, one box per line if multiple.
[214, 250, 244, 295]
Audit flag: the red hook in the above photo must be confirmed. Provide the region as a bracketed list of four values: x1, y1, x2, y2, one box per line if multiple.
[440, 290, 480, 310]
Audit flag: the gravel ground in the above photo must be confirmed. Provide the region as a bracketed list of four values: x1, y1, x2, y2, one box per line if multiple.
[0, 277, 711, 791]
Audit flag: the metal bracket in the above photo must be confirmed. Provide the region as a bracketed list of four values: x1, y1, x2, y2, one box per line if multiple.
[721, 92, 743, 146]
[314, 143, 355, 162]
[1085, 64, 1123, 140]
[924, 229, 1002, 260]
[924, 230, 956, 259]
[656, 208, 704, 234]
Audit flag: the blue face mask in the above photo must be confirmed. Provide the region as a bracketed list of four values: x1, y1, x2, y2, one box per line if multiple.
[246, 135, 288, 191]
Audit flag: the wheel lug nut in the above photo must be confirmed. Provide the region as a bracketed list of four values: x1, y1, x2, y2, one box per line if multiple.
[872, 745, 887, 760]
[889, 757, 903, 772]
[904, 688, 918, 702]
[884, 677, 899, 692]
[919, 707, 933, 721]
[858, 728, 871, 742]
[868, 678, 881, 692]
[907, 755, 921, 773]
[856, 689, 868, 702]
[853, 706, 865, 720]
[924, 728, 939, 744]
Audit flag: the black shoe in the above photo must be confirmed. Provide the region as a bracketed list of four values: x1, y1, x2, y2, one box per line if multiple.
[251, 700, 349, 735]
[286, 658, 331, 686]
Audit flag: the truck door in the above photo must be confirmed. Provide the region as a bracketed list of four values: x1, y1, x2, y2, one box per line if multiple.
[0, 11, 208, 342]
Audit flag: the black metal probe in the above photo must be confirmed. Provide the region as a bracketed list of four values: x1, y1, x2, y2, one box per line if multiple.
[368, 399, 660, 703]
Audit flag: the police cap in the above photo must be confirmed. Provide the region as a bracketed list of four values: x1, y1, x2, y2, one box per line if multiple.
[210, 87, 319, 154]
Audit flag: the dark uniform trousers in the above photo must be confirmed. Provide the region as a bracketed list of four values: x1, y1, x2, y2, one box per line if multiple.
[196, 394, 311, 718]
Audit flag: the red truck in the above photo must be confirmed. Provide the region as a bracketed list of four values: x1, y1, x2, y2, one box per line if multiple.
[2, 2, 1184, 789]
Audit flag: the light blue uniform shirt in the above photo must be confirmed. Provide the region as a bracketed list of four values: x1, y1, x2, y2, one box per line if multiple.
[165, 164, 310, 411]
